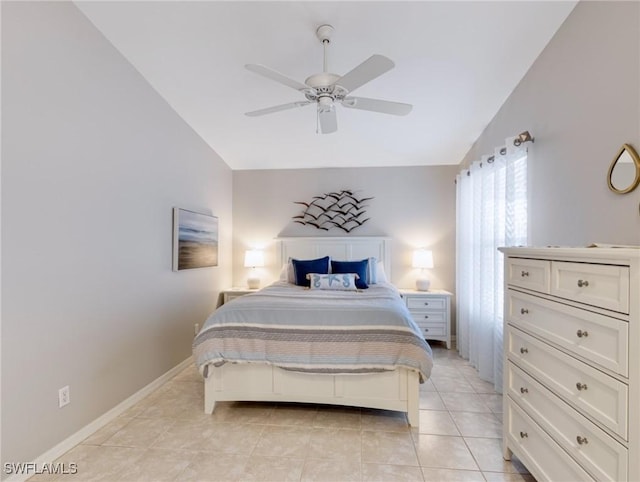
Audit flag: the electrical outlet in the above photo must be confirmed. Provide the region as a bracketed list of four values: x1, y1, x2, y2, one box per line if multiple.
[58, 386, 70, 408]
[194, 323, 200, 335]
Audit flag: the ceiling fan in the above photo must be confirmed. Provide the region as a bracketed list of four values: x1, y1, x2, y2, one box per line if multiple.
[244, 25, 412, 134]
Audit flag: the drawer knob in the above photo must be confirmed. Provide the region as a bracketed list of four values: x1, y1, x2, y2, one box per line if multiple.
[520, 387, 529, 394]
[520, 347, 528, 354]
[576, 330, 589, 338]
[424, 328, 429, 332]
[576, 435, 589, 445]
[521, 271, 529, 277]
[424, 302, 429, 306]
[577, 279, 589, 288]
[576, 382, 588, 391]
[520, 308, 529, 315]
[424, 315, 429, 319]
[519, 431, 528, 439]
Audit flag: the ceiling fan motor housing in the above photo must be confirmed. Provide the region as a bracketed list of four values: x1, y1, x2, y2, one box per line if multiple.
[304, 73, 347, 103]
[305, 72, 340, 89]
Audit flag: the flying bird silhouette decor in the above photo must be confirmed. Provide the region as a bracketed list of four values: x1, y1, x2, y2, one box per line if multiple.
[292, 190, 373, 233]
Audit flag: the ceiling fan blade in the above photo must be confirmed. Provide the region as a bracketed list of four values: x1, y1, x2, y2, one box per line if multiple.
[245, 64, 309, 92]
[245, 101, 312, 117]
[318, 107, 337, 134]
[335, 55, 395, 94]
[342, 96, 412, 116]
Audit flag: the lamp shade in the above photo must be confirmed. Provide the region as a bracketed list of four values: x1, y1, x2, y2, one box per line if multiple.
[412, 249, 434, 269]
[244, 250, 264, 268]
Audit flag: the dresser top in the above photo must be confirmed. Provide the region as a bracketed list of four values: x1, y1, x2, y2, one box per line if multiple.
[499, 246, 640, 263]
[399, 289, 452, 296]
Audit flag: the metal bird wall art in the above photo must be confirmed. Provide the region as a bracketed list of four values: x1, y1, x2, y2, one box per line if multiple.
[292, 190, 373, 233]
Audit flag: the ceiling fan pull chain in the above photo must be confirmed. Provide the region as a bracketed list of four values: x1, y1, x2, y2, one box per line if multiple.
[316, 107, 320, 134]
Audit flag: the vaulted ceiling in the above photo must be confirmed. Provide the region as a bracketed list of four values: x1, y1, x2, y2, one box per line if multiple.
[75, 1, 576, 170]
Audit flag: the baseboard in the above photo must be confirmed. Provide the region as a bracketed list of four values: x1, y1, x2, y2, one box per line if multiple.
[4, 357, 193, 482]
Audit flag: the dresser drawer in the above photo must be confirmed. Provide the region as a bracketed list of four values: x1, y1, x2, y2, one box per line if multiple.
[409, 311, 446, 325]
[508, 290, 629, 377]
[507, 258, 550, 293]
[406, 296, 447, 311]
[506, 398, 595, 482]
[415, 323, 446, 337]
[551, 261, 630, 313]
[507, 362, 628, 481]
[507, 326, 628, 439]
[225, 293, 245, 303]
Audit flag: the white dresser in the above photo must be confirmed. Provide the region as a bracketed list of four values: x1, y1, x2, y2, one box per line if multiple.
[499, 247, 639, 482]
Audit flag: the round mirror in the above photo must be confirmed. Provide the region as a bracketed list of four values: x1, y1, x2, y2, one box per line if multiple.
[607, 144, 640, 194]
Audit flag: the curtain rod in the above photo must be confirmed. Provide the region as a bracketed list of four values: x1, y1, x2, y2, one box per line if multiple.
[456, 131, 534, 181]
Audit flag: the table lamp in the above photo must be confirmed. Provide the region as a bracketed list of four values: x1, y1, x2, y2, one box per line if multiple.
[412, 249, 433, 291]
[244, 250, 265, 289]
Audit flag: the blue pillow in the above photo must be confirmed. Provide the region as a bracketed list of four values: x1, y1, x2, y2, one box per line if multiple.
[331, 259, 369, 289]
[292, 256, 330, 287]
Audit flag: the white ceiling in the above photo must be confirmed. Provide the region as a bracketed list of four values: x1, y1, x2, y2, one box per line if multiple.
[75, 1, 576, 170]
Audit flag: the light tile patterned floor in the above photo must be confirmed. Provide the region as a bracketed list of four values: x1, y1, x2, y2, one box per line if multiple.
[29, 346, 535, 482]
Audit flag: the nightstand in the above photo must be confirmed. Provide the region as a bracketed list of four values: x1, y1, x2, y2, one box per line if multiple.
[399, 289, 452, 349]
[221, 288, 259, 305]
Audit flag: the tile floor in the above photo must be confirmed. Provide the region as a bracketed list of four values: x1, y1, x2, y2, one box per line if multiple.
[30, 346, 535, 482]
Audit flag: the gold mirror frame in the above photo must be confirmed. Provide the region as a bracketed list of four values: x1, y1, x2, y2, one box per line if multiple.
[607, 144, 640, 194]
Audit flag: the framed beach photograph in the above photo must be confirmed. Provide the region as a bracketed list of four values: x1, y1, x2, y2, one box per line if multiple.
[172, 207, 218, 271]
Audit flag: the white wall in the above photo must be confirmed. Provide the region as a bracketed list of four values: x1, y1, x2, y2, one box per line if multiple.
[232, 166, 458, 294]
[1, 2, 232, 467]
[461, 1, 640, 246]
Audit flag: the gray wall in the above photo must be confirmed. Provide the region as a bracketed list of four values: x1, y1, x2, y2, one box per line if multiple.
[232, 166, 458, 293]
[4, 0, 638, 470]
[1, 2, 232, 467]
[461, 1, 640, 246]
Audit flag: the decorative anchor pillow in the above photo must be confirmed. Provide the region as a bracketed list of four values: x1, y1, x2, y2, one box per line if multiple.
[306, 273, 359, 291]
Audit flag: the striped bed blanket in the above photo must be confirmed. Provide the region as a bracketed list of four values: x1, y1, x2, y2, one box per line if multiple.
[192, 281, 433, 382]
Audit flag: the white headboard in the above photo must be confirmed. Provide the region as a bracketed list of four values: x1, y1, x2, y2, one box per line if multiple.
[278, 237, 391, 278]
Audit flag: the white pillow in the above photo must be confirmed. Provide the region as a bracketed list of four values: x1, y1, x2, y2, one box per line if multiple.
[307, 273, 359, 291]
[278, 263, 288, 281]
[376, 261, 389, 283]
[278, 260, 296, 283]
[367, 257, 377, 284]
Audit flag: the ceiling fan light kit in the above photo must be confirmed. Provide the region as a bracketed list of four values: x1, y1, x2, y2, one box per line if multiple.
[245, 24, 412, 134]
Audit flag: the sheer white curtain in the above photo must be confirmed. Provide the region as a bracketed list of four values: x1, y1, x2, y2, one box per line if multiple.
[456, 138, 528, 392]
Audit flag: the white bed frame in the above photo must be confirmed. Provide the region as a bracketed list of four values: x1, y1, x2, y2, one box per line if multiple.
[203, 236, 420, 425]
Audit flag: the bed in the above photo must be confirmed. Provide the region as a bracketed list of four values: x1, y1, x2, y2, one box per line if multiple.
[192, 237, 433, 425]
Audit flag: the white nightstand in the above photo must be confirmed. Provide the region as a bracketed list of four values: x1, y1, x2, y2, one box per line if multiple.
[399, 289, 452, 349]
[221, 288, 259, 305]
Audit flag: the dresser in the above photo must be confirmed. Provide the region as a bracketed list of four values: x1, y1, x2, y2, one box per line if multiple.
[499, 247, 639, 481]
[400, 289, 452, 349]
